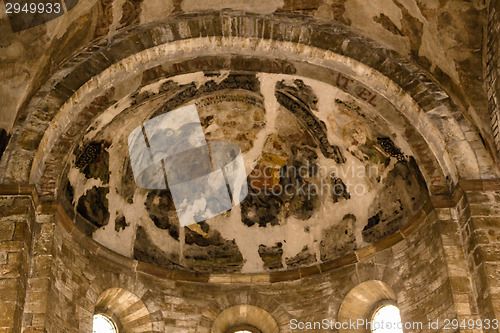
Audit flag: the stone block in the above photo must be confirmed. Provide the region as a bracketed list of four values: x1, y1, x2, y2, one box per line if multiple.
[16, 129, 43, 151]
[443, 246, 466, 260]
[27, 279, 49, 293]
[479, 245, 500, 262]
[19, 327, 44, 333]
[467, 192, 492, 204]
[23, 299, 47, 315]
[0, 284, 18, 302]
[470, 204, 500, 217]
[0, 241, 24, 252]
[0, 264, 20, 278]
[0, 224, 14, 242]
[32, 256, 52, 277]
[0, 302, 16, 326]
[6, 252, 23, 266]
[471, 216, 500, 230]
[0, 253, 6, 265]
[449, 276, 472, 293]
[28, 314, 45, 329]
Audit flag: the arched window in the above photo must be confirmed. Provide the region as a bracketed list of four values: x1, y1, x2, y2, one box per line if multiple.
[371, 304, 403, 333]
[93, 288, 153, 332]
[212, 305, 278, 333]
[93, 314, 117, 333]
[338, 280, 402, 333]
[226, 326, 261, 333]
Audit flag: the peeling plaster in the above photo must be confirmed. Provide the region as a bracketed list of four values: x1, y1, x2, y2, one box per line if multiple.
[65, 71, 428, 273]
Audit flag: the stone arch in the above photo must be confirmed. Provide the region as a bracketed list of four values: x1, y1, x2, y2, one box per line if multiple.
[211, 305, 279, 333]
[197, 291, 290, 333]
[83, 273, 164, 333]
[337, 280, 400, 333]
[321, 260, 404, 327]
[94, 288, 153, 333]
[0, 11, 493, 200]
[353, 260, 404, 296]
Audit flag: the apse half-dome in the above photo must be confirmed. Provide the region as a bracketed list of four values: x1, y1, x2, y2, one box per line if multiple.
[60, 70, 429, 274]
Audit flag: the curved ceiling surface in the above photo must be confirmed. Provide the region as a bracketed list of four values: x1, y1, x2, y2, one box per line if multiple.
[3, 12, 490, 275]
[62, 70, 428, 273]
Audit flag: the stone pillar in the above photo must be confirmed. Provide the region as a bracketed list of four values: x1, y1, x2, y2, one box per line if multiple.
[0, 195, 34, 333]
[461, 182, 500, 332]
[434, 196, 482, 333]
[486, 0, 500, 155]
[21, 213, 55, 333]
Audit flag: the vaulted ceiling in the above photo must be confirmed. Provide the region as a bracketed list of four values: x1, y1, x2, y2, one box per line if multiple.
[0, 0, 497, 274]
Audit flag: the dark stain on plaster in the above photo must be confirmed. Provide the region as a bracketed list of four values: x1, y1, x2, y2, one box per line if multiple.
[373, 14, 403, 36]
[364, 211, 382, 231]
[145, 190, 179, 240]
[119, 0, 143, 29]
[183, 239, 244, 272]
[118, 157, 137, 202]
[330, 175, 350, 203]
[184, 222, 224, 247]
[0, 129, 10, 160]
[134, 226, 182, 269]
[285, 245, 316, 268]
[94, 0, 114, 38]
[394, 0, 424, 59]
[242, 144, 321, 227]
[276, 79, 345, 163]
[320, 213, 356, 260]
[241, 186, 283, 227]
[377, 137, 406, 161]
[114, 214, 129, 231]
[139, 74, 262, 118]
[76, 186, 110, 231]
[64, 181, 74, 206]
[362, 158, 428, 243]
[259, 243, 284, 270]
[75, 141, 110, 184]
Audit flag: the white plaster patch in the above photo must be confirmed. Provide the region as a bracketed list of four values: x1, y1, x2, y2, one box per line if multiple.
[181, 0, 283, 14]
[344, 0, 410, 56]
[139, 0, 174, 25]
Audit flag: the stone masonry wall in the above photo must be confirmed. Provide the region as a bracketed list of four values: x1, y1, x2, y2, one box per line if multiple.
[27, 203, 469, 333]
[434, 196, 484, 333]
[21, 212, 55, 333]
[1, 189, 497, 333]
[0, 195, 34, 333]
[462, 185, 500, 328]
[394, 207, 468, 333]
[486, 0, 500, 156]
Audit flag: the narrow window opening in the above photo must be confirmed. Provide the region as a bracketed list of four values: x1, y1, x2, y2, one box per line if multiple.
[93, 314, 117, 333]
[371, 304, 403, 333]
[226, 326, 260, 333]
